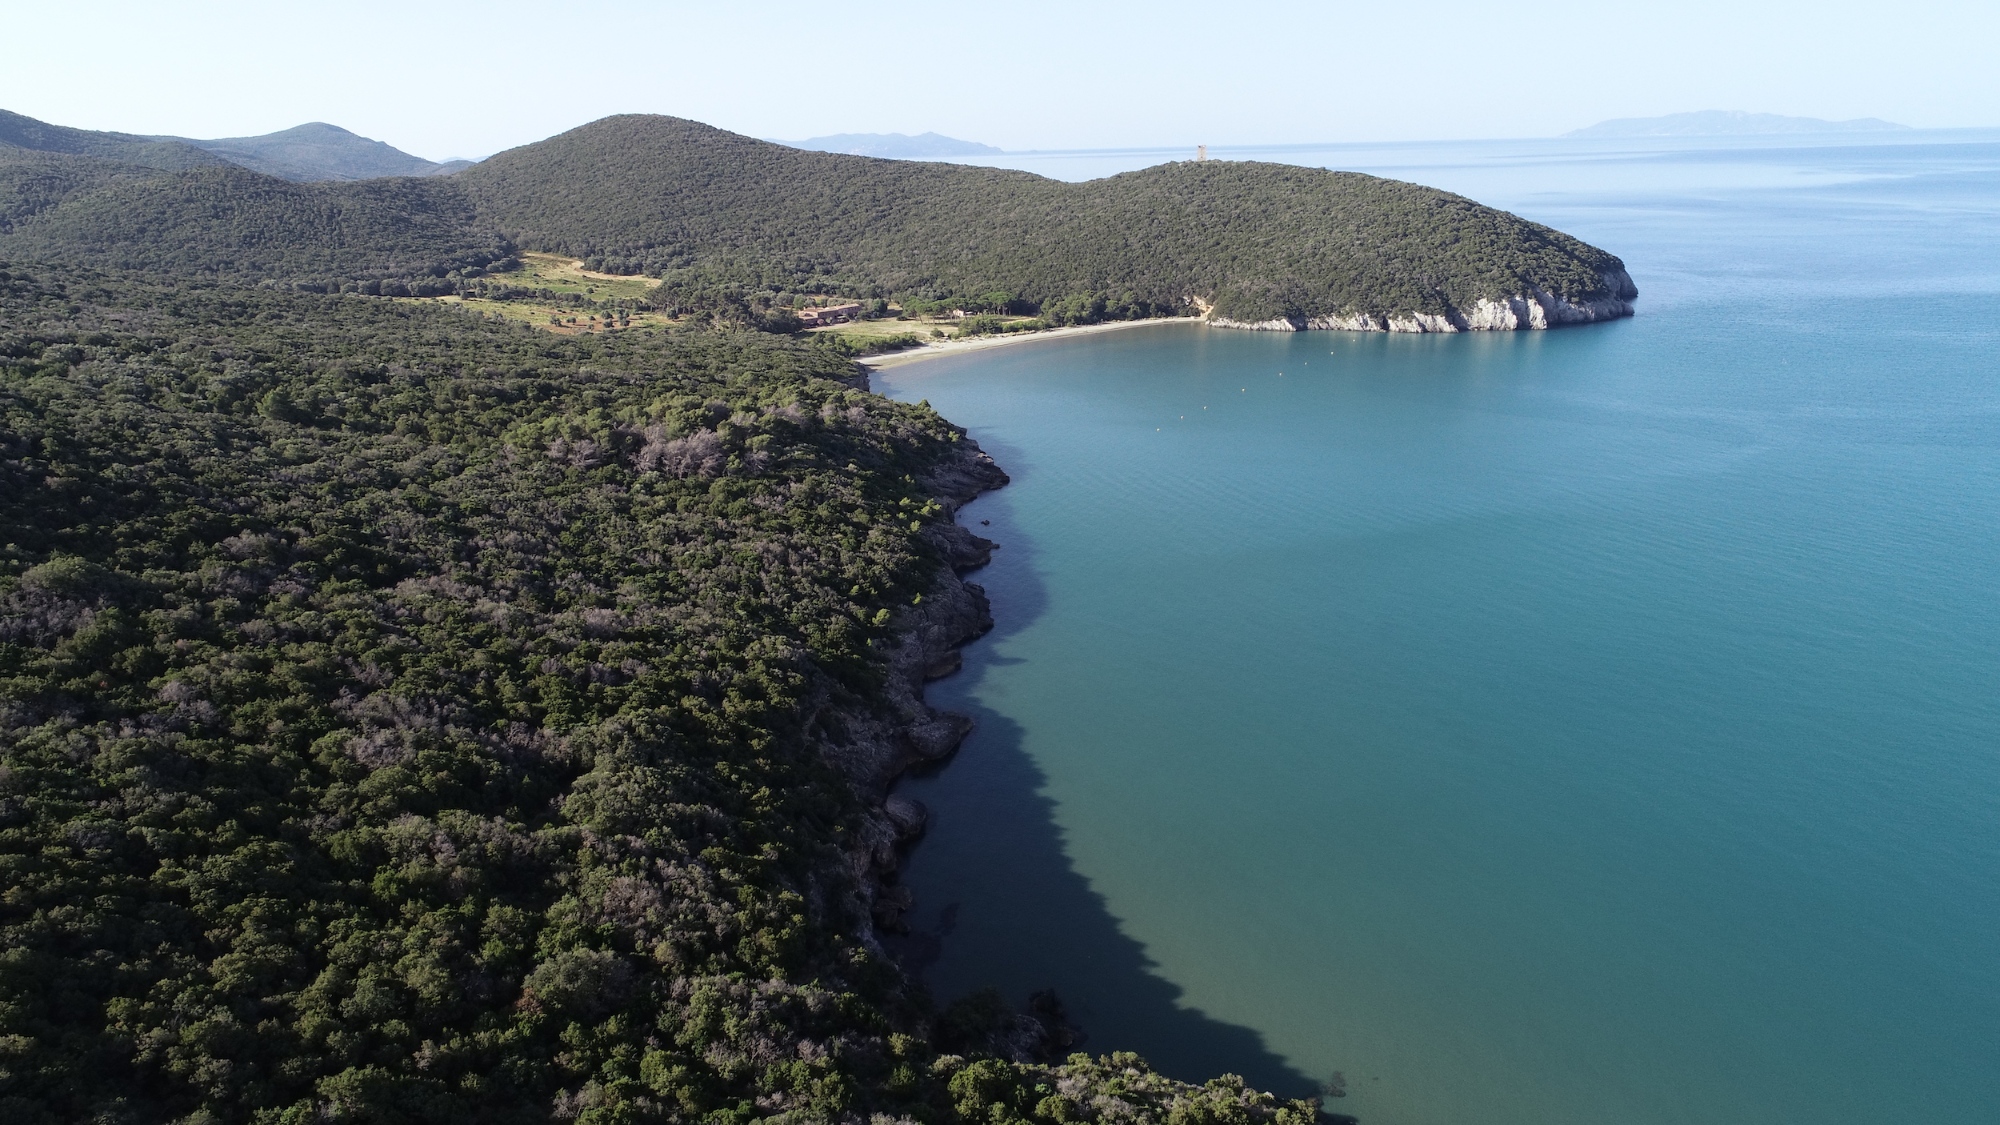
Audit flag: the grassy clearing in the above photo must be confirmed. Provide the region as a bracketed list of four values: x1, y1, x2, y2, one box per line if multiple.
[499, 252, 661, 300]
[386, 255, 670, 335]
[410, 295, 677, 336]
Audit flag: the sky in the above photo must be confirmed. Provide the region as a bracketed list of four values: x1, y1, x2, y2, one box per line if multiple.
[6, 0, 1995, 161]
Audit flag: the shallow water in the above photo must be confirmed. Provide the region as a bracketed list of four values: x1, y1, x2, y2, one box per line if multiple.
[877, 135, 2000, 1125]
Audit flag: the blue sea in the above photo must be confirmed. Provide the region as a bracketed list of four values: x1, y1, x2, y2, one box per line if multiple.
[876, 131, 2000, 1125]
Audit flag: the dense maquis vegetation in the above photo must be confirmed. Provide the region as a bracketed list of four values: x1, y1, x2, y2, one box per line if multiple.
[0, 111, 462, 183]
[460, 116, 1631, 325]
[1, 110, 1631, 327]
[0, 264, 1324, 1125]
[0, 103, 1631, 1122]
[0, 110, 226, 174]
[174, 122, 466, 183]
[0, 151, 510, 288]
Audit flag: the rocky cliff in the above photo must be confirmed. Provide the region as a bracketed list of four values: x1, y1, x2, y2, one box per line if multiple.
[1209, 267, 1637, 333]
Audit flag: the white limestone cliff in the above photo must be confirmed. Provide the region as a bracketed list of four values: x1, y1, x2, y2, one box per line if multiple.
[1207, 268, 1637, 333]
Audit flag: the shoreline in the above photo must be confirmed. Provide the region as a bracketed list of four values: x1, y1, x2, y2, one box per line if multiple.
[856, 317, 1188, 368]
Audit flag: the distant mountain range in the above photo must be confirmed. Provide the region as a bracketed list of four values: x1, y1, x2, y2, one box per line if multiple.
[783, 131, 1002, 159]
[178, 122, 472, 180]
[0, 109, 466, 181]
[1566, 111, 1911, 138]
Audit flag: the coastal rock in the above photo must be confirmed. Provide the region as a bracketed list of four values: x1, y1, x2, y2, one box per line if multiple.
[924, 522, 996, 571]
[1460, 268, 1639, 329]
[922, 437, 1010, 506]
[884, 795, 929, 840]
[907, 705, 975, 761]
[1386, 312, 1459, 333]
[812, 558, 991, 793]
[1305, 311, 1389, 331]
[1206, 268, 1638, 334]
[802, 435, 1007, 945]
[924, 649, 963, 680]
[872, 881, 916, 930]
[1206, 315, 1304, 331]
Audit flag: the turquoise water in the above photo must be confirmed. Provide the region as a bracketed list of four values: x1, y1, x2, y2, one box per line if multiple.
[878, 137, 2000, 1125]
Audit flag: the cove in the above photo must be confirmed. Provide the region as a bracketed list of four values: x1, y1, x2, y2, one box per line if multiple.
[876, 137, 2000, 1125]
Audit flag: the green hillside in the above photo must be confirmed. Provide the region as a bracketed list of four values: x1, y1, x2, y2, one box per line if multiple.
[0, 160, 507, 284]
[0, 108, 1635, 1120]
[0, 109, 224, 172]
[0, 111, 1633, 328]
[184, 121, 462, 182]
[457, 115, 1633, 325]
[0, 262, 1323, 1124]
[0, 110, 462, 182]
[0, 150, 167, 234]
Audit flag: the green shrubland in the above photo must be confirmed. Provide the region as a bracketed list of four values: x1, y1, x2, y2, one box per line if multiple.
[0, 263, 1327, 1123]
[2, 113, 1630, 327]
[0, 103, 1629, 1122]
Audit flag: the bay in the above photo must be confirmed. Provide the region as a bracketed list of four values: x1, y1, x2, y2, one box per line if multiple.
[877, 134, 2000, 1125]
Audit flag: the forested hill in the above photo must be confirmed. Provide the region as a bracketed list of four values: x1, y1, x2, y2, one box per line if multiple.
[0, 109, 225, 172]
[0, 110, 463, 181]
[0, 104, 1629, 1123]
[178, 122, 465, 182]
[0, 112, 1635, 329]
[0, 156, 509, 279]
[463, 115, 1634, 327]
[0, 261, 1325, 1124]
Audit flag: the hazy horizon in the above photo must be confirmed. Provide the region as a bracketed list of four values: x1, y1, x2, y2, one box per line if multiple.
[5, 0, 1993, 165]
[11, 107, 1994, 173]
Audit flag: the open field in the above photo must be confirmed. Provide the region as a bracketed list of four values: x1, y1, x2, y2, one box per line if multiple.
[386, 255, 671, 334]
[500, 252, 660, 300]
[399, 294, 677, 335]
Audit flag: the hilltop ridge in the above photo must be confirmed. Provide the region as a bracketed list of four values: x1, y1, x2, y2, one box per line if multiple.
[0, 111, 1635, 332]
[173, 121, 467, 181]
[0, 108, 225, 171]
[455, 115, 1635, 331]
[0, 109, 464, 181]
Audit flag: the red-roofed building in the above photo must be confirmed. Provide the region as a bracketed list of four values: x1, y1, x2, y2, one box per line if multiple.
[798, 302, 864, 326]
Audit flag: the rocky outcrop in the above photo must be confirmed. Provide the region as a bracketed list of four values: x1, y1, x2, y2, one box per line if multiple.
[1208, 267, 1638, 334]
[1207, 315, 1304, 331]
[803, 428, 1008, 933]
[884, 794, 929, 840]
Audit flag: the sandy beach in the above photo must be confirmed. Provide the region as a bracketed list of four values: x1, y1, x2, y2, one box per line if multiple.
[856, 317, 1188, 368]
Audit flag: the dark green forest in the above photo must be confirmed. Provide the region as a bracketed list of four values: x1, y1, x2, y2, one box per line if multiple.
[1, 112, 1632, 327]
[0, 111, 459, 184]
[0, 104, 1637, 1123]
[0, 155, 511, 287]
[0, 110, 226, 174]
[0, 264, 1323, 1124]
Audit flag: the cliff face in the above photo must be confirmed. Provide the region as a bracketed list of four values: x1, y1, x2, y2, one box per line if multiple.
[1209, 267, 1637, 333]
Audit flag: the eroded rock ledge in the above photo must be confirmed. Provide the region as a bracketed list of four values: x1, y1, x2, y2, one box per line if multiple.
[1209, 267, 1638, 333]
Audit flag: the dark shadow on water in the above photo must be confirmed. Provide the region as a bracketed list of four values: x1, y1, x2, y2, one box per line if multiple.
[884, 430, 1320, 1100]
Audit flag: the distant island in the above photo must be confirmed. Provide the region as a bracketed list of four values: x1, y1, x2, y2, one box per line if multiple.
[1566, 110, 1911, 137]
[0, 108, 465, 181]
[785, 131, 1003, 158]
